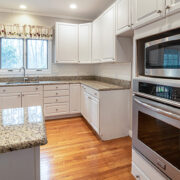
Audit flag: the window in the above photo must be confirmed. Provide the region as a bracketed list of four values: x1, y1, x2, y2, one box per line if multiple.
[0, 38, 49, 74]
[27, 39, 48, 69]
[0, 38, 23, 69]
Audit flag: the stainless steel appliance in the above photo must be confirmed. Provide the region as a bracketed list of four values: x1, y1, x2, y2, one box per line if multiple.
[133, 79, 180, 180]
[145, 34, 180, 78]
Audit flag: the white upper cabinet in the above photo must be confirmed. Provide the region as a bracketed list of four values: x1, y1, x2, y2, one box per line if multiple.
[116, 0, 132, 36]
[166, 0, 180, 16]
[55, 23, 78, 63]
[101, 4, 116, 62]
[92, 17, 102, 63]
[79, 23, 92, 63]
[133, 0, 164, 28]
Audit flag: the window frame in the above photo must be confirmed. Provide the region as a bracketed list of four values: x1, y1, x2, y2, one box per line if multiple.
[0, 38, 51, 76]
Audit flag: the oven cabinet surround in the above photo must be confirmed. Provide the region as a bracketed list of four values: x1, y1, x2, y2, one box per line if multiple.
[0, 86, 43, 109]
[81, 84, 130, 140]
[116, 0, 133, 36]
[133, 0, 180, 29]
[0, 147, 40, 180]
[132, 149, 167, 180]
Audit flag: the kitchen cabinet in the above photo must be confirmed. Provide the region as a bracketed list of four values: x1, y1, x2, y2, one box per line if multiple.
[55, 23, 78, 63]
[133, 0, 164, 28]
[81, 84, 130, 140]
[22, 92, 43, 107]
[92, 17, 102, 63]
[166, 0, 180, 16]
[0, 86, 43, 109]
[116, 0, 133, 36]
[0, 93, 21, 109]
[79, 23, 92, 63]
[70, 84, 81, 114]
[101, 4, 116, 62]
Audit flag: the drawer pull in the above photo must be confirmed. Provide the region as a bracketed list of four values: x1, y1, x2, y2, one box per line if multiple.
[56, 87, 58, 89]
[3, 89, 6, 92]
[56, 109, 58, 112]
[94, 93, 97, 96]
[36, 87, 38, 90]
[56, 93, 58, 96]
[18, 94, 21, 97]
[56, 99, 58, 102]
[135, 175, 140, 179]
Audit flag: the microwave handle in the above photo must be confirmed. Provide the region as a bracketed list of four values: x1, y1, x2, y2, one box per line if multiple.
[134, 98, 180, 121]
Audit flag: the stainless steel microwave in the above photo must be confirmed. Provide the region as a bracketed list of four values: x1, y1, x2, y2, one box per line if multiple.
[145, 34, 180, 78]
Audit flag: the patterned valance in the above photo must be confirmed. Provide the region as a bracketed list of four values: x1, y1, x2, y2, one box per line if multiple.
[0, 24, 53, 40]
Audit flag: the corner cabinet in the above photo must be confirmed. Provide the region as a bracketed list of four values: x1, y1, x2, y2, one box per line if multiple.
[133, 0, 164, 28]
[79, 23, 92, 63]
[55, 23, 78, 63]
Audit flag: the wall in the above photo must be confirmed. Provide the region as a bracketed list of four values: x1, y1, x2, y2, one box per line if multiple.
[0, 12, 94, 77]
[94, 62, 132, 81]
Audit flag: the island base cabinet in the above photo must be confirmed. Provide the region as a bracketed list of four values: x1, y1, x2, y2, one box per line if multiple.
[0, 147, 40, 180]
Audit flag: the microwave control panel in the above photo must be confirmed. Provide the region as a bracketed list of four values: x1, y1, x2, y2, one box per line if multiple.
[139, 82, 180, 103]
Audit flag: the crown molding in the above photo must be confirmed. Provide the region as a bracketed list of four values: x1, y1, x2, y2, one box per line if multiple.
[0, 8, 93, 22]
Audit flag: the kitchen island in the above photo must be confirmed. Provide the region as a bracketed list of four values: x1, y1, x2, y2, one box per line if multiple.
[0, 106, 47, 180]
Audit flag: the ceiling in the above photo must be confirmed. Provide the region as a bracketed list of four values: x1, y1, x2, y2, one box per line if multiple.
[0, 0, 116, 21]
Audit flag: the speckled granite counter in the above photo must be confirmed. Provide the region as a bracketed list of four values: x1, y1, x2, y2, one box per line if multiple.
[0, 106, 47, 153]
[0, 79, 131, 91]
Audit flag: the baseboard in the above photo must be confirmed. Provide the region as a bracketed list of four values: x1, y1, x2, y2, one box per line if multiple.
[129, 130, 132, 138]
[45, 113, 82, 120]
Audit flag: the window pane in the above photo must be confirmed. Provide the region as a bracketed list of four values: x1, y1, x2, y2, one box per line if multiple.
[1, 38, 23, 69]
[27, 40, 48, 69]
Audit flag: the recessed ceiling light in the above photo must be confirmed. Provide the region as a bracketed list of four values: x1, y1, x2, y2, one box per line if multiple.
[70, 3, 77, 9]
[19, 5, 27, 9]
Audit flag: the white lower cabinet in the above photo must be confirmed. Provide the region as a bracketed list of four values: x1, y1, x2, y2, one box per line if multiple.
[0, 86, 43, 109]
[81, 84, 130, 140]
[70, 84, 81, 114]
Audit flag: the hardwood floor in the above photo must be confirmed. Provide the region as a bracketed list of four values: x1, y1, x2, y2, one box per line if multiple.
[40, 117, 134, 180]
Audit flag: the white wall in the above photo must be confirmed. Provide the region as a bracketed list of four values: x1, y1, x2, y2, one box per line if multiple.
[94, 63, 132, 81]
[0, 12, 94, 77]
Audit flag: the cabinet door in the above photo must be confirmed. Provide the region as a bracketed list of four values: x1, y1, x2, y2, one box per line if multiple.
[166, 0, 180, 15]
[133, 0, 164, 28]
[70, 84, 80, 114]
[0, 93, 21, 109]
[22, 92, 43, 107]
[92, 17, 102, 63]
[79, 23, 92, 63]
[101, 4, 116, 62]
[55, 23, 78, 63]
[116, 0, 131, 34]
[88, 95, 99, 134]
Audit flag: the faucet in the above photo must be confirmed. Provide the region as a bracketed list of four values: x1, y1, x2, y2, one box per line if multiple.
[19, 67, 28, 82]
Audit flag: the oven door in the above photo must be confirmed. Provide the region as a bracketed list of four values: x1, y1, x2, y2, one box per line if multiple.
[133, 95, 180, 180]
[145, 34, 180, 78]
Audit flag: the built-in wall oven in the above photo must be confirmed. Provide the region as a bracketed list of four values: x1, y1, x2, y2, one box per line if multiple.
[133, 79, 180, 179]
[145, 34, 180, 78]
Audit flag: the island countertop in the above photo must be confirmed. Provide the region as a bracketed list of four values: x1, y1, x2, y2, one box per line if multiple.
[0, 106, 47, 153]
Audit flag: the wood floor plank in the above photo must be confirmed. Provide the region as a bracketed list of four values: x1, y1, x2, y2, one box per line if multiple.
[40, 117, 134, 180]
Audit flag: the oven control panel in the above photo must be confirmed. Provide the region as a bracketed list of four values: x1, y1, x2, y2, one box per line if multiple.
[139, 82, 180, 102]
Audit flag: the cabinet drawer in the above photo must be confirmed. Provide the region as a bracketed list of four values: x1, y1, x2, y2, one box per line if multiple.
[21, 86, 43, 92]
[44, 103, 69, 116]
[44, 84, 69, 91]
[44, 96, 69, 104]
[82, 85, 99, 99]
[0, 87, 21, 93]
[44, 90, 69, 97]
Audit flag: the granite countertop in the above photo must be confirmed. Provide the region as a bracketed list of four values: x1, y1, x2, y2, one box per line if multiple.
[0, 80, 130, 91]
[0, 106, 47, 153]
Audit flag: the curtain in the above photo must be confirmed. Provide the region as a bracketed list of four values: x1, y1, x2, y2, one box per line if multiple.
[0, 24, 53, 40]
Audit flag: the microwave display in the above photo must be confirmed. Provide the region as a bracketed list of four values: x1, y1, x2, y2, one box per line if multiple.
[145, 40, 180, 69]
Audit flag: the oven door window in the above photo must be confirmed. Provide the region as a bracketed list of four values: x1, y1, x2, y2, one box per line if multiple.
[138, 111, 180, 170]
[146, 40, 180, 69]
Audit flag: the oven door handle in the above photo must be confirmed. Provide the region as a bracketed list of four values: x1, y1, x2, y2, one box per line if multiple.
[134, 98, 180, 121]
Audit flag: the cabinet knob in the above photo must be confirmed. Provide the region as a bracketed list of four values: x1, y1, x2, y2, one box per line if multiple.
[22, 94, 24, 97]
[36, 87, 38, 90]
[56, 93, 58, 96]
[18, 94, 21, 97]
[56, 99, 58, 102]
[56, 109, 58, 112]
[56, 87, 58, 89]
[135, 175, 140, 179]
[3, 89, 6, 92]
[166, 5, 170, 9]
[157, 10, 162, 13]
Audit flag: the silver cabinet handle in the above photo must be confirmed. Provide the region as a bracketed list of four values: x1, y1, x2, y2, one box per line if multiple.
[166, 5, 171, 9]
[157, 10, 162, 13]
[134, 98, 180, 121]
